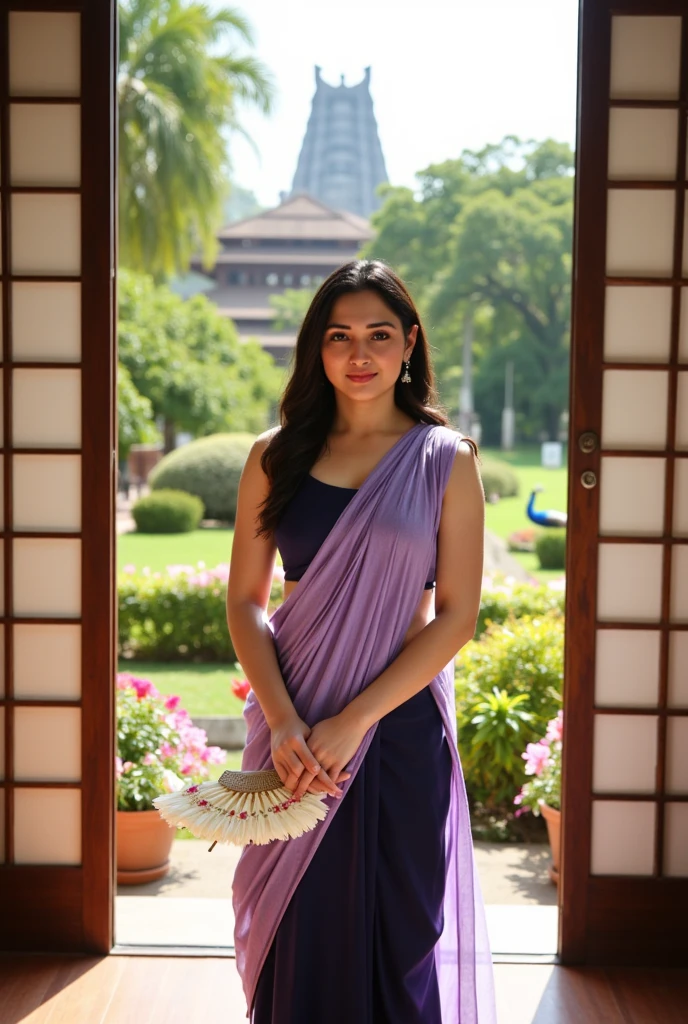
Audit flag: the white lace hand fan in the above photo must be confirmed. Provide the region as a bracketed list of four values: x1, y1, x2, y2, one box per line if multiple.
[152, 767, 330, 850]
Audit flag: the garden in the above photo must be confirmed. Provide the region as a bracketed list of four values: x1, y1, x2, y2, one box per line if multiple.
[116, 429, 567, 883]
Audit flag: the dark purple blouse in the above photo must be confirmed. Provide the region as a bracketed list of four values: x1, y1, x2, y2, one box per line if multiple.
[274, 474, 436, 589]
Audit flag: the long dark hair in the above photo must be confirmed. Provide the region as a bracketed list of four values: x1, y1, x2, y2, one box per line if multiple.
[257, 259, 475, 537]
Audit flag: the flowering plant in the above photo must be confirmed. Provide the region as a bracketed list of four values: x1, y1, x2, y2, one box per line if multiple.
[513, 710, 562, 816]
[116, 672, 226, 811]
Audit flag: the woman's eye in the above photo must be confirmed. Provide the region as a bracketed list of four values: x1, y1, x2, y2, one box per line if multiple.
[329, 332, 347, 341]
[371, 332, 389, 340]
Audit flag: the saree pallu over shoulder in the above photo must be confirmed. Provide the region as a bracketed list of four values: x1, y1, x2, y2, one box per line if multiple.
[232, 422, 497, 1023]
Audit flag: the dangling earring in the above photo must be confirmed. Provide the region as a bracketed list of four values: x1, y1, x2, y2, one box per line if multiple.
[400, 359, 412, 384]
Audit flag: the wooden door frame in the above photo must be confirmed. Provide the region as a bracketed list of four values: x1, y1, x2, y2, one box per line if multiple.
[0, 0, 117, 953]
[560, 0, 688, 966]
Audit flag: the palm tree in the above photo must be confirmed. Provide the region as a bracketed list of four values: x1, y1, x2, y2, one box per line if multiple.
[118, 0, 274, 279]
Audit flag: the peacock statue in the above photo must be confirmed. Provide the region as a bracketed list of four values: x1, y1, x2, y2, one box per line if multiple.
[526, 485, 567, 528]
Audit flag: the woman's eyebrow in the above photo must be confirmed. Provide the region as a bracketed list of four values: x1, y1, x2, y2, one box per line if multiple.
[325, 321, 396, 330]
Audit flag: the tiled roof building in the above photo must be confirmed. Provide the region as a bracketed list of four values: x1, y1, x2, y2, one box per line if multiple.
[193, 194, 374, 364]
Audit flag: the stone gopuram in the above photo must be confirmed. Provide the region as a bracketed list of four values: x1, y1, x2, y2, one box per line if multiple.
[290, 66, 388, 218]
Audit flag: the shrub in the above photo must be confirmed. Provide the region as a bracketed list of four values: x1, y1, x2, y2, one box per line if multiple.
[118, 562, 284, 663]
[116, 672, 226, 811]
[132, 489, 204, 533]
[476, 581, 564, 638]
[458, 687, 535, 809]
[148, 432, 256, 522]
[478, 457, 520, 500]
[514, 711, 563, 815]
[534, 528, 567, 570]
[455, 610, 563, 811]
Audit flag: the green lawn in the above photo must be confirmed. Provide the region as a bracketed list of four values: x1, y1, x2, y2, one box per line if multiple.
[480, 445, 568, 583]
[118, 446, 568, 581]
[117, 525, 235, 574]
[118, 660, 247, 716]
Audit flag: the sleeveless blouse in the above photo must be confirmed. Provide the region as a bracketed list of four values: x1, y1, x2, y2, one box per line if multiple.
[275, 473, 436, 589]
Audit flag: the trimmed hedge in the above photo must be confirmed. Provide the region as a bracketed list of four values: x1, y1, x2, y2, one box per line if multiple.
[535, 528, 567, 570]
[476, 581, 564, 637]
[118, 565, 283, 663]
[478, 457, 519, 499]
[148, 432, 256, 523]
[132, 489, 204, 534]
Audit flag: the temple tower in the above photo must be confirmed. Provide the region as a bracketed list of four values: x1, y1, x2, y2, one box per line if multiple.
[290, 66, 388, 218]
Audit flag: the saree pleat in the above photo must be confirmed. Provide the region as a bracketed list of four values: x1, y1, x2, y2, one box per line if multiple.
[252, 685, 451, 1024]
[232, 423, 497, 1023]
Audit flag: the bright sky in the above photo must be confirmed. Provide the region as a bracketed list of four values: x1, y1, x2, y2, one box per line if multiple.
[216, 0, 580, 208]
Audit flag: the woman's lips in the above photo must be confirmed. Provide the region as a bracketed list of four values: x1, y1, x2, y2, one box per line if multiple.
[346, 372, 377, 383]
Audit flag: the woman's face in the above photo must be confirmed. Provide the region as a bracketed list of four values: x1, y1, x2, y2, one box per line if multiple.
[320, 289, 418, 402]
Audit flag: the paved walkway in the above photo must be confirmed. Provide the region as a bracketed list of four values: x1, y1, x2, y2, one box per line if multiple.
[117, 836, 557, 906]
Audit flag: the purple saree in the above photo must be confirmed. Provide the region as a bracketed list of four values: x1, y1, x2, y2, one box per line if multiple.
[232, 422, 497, 1023]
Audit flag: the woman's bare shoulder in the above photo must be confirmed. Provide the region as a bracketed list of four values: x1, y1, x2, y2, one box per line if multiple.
[243, 426, 281, 472]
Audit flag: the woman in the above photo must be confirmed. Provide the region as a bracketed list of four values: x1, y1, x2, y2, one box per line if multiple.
[227, 259, 496, 1023]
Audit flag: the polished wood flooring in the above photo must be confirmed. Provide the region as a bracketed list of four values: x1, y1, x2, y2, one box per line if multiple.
[0, 954, 686, 1023]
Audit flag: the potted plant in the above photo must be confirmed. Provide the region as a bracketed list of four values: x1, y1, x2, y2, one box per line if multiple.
[116, 672, 226, 884]
[513, 710, 563, 885]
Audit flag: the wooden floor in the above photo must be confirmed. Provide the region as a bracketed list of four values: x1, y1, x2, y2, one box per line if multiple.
[0, 954, 687, 1023]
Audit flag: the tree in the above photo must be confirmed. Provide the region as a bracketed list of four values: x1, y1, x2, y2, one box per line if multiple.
[364, 138, 574, 442]
[118, 0, 274, 279]
[269, 287, 315, 331]
[118, 269, 282, 449]
[118, 362, 161, 459]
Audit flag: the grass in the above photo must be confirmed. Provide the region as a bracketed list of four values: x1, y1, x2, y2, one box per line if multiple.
[480, 445, 568, 584]
[117, 525, 234, 574]
[117, 660, 247, 717]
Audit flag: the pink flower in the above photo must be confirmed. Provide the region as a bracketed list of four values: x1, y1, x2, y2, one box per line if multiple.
[122, 761, 134, 773]
[232, 678, 251, 702]
[115, 756, 123, 778]
[122, 563, 137, 574]
[142, 752, 158, 766]
[513, 792, 523, 805]
[272, 564, 285, 583]
[159, 741, 177, 758]
[164, 694, 181, 711]
[522, 741, 551, 777]
[545, 711, 563, 745]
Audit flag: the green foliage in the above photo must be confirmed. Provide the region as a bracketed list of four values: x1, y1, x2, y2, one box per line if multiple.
[118, 564, 283, 662]
[516, 714, 563, 815]
[456, 610, 564, 810]
[116, 673, 226, 810]
[534, 529, 567, 570]
[478, 457, 520, 500]
[458, 687, 535, 809]
[269, 287, 316, 331]
[117, 362, 161, 459]
[132, 489, 204, 533]
[117, 0, 274, 279]
[119, 566, 236, 662]
[118, 268, 282, 439]
[149, 432, 255, 521]
[364, 136, 573, 440]
[476, 581, 564, 637]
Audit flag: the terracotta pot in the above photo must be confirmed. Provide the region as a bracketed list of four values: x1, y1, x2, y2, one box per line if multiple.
[116, 808, 175, 885]
[540, 801, 561, 886]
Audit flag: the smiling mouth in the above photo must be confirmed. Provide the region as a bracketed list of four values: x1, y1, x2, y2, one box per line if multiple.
[346, 372, 377, 382]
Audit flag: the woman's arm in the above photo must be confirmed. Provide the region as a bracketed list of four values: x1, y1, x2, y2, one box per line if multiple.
[226, 432, 345, 799]
[339, 439, 485, 733]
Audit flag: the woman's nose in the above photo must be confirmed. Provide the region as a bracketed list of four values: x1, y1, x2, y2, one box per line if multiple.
[349, 339, 370, 364]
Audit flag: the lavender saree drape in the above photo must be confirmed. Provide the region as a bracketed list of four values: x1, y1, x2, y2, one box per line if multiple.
[232, 422, 497, 1023]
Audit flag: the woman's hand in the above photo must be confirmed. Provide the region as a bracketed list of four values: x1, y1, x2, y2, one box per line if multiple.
[302, 711, 368, 793]
[270, 713, 347, 801]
